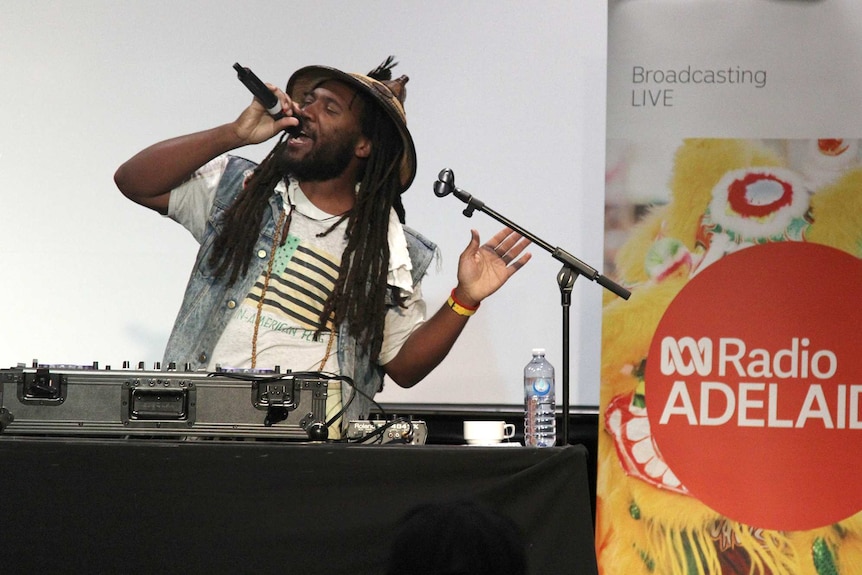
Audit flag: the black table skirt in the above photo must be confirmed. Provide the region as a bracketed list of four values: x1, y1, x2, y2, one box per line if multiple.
[0, 437, 597, 574]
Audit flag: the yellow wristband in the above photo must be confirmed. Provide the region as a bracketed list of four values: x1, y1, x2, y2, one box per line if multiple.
[447, 289, 479, 317]
[447, 296, 477, 316]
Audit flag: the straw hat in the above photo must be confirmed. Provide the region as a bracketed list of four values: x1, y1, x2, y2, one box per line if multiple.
[286, 56, 417, 193]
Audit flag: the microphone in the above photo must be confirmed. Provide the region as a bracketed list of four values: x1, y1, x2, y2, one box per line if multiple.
[233, 62, 300, 135]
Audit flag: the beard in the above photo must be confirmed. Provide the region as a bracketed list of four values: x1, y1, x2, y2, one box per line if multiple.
[277, 132, 359, 183]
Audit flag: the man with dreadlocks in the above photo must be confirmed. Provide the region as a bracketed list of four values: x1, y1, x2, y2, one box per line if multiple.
[114, 57, 530, 436]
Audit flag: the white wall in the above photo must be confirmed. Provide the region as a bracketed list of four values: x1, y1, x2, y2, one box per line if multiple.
[0, 0, 608, 406]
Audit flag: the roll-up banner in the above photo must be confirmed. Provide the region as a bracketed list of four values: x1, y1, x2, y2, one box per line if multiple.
[600, 1, 862, 574]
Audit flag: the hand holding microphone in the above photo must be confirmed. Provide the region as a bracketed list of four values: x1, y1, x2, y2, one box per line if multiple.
[233, 63, 301, 136]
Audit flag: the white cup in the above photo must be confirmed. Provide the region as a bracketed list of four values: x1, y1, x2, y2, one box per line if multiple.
[463, 420, 516, 445]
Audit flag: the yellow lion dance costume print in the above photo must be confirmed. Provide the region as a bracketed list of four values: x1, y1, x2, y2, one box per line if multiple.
[597, 138, 862, 575]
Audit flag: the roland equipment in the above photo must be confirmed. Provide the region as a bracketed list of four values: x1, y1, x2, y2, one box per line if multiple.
[345, 418, 428, 445]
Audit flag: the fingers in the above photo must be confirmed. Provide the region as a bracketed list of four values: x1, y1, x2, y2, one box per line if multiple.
[463, 227, 532, 275]
[459, 229, 481, 261]
[456, 227, 531, 304]
[491, 249, 531, 278]
[274, 114, 300, 134]
[267, 84, 297, 117]
[483, 228, 531, 266]
[484, 226, 519, 247]
[266, 84, 301, 132]
[507, 251, 532, 273]
[236, 84, 299, 144]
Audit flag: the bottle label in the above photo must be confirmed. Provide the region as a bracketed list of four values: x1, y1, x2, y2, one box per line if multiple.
[532, 378, 552, 396]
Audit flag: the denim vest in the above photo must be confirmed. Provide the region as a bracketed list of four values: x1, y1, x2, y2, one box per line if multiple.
[163, 156, 437, 423]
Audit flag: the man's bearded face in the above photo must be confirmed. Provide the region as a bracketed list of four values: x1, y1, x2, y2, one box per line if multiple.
[277, 80, 367, 183]
[278, 128, 359, 182]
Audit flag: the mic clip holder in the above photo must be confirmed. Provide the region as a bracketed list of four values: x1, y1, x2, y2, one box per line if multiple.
[454, 188, 483, 218]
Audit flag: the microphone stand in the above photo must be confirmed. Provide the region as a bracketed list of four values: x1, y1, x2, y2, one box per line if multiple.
[434, 169, 630, 445]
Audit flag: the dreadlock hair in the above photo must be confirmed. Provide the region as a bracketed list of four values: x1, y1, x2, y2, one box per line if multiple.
[207, 71, 407, 362]
[317, 91, 407, 360]
[207, 133, 290, 286]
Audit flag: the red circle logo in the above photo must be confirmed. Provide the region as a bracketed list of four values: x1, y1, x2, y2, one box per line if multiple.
[645, 242, 862, 531]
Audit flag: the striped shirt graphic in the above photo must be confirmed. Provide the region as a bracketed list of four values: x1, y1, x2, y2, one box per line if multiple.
[248, 233, 340, 331]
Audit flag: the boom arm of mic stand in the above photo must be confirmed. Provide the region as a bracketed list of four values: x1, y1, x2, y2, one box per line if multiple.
[451, 188, 631, 300]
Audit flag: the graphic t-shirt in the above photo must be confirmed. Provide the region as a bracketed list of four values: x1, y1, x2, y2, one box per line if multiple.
[210, 184, 346, 374]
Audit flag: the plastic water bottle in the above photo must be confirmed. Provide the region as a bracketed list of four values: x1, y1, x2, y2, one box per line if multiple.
[524, 348, 556, 447]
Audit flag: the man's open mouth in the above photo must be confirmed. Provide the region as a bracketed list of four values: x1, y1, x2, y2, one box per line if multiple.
[288, 130, 313, 145]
